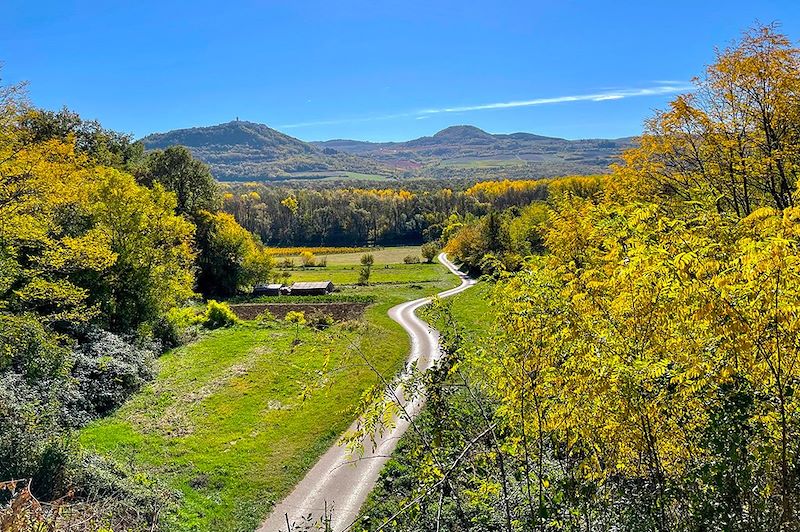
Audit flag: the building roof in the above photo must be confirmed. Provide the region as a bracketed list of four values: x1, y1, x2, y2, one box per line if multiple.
[254, 283, 284, 289]
[290, 281, 333, 289]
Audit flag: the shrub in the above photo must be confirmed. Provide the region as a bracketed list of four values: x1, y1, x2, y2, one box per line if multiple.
[152, 306, 203, 349]
[69, 453, 178, 530]
[300, 251, 316, 267]
[256, 309, 276, 325]
[358, 265, 371, 285]
[310, 314, 334, 330]
[69, 329, 157, 422]
[284, 310, 306, 325]
[403, 255, 420, 264]
[203, 300, 238, 329]
[0, 374, 71, 496]
[0, 315, 72, 490]
[421, 241, 439, 263]
[285, 310, 306, 343]
[359, 254, 374, 285]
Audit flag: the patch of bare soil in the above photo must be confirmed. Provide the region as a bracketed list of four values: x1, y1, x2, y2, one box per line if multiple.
[229, 302, 367, 321]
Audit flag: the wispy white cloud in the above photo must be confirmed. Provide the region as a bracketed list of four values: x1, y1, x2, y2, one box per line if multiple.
[277, 84, 693, 129]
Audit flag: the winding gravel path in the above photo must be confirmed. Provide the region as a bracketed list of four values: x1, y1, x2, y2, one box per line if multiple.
[258, 253, 475, 532]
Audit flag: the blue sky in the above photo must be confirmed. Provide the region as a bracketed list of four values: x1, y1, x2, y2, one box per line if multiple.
[2, 1, 799, 141]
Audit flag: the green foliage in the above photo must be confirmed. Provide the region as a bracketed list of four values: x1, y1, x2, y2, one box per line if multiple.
[420, 241, 439, 263]
[358, 266, 372, 285]
[70, 330, 157, 422]
[363, 27, 800, 532]
[0, 314, 71, 489]
[402, 255, 420, 264]
[152, 306, 203, 348]
[194, 210, 272, 298]
[135, 145, 220, 216]
[309, 314, 335, 330]
[88, 168, 197, 332]
[284, 310, 306, 325]
[445, 202, 551, 274]
[202, 300, 238, 329]
[358, 253, 375, 285]
[255, 309, 276, 324]
[17, 107, 144, 170]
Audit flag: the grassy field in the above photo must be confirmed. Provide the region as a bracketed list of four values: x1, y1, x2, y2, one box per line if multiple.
[80, 260, 459, 531]
[275, 245, 424, 266]
[275, 246, 440, 286]
[284, 263, 439, 286]
[436, 281, 494, 336]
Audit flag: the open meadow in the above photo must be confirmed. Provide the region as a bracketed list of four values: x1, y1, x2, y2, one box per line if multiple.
[272, 245, 442, 286]
[79, 250, 458, 531]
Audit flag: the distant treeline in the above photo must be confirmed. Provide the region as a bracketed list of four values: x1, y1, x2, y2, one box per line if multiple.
[221, 175, 604, 246]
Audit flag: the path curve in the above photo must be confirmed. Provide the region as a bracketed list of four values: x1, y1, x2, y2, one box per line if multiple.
[258, 253, 475, 532]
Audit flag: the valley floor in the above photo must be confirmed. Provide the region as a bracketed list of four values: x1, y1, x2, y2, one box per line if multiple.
[79, 256, 459, 531]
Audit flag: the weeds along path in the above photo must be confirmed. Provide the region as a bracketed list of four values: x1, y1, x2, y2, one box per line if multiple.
[257, 253, 475, 532]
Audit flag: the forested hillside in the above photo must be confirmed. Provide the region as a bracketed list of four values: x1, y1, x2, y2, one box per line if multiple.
[314, 125, 634, 176]
[141, 120, 396, 181]
[355, 26, 800, 531]
[141, 121, 630, 182]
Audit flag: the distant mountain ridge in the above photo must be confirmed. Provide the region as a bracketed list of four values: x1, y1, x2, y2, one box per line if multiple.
[312, 125, 635, 171]
[142, 120, 635, 181]
[141, 120, 393, 181]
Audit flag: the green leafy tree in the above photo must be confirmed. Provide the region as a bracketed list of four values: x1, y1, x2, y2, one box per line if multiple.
[88, 168, 196, 331]
[136, 145, 219, 217]
[17, 107, 144, 170]
[358, 253, 374, 285]
[194, 210, 272, 298]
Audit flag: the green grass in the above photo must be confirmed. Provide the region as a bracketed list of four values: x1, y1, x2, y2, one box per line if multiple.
[440, 281, 494, 337]
[274, 246, 440, 286]
[320, 245, 424, 265]
[276, 245, 425, 266]
[283, 263, 441, 286]
[80, 261, 460, 531]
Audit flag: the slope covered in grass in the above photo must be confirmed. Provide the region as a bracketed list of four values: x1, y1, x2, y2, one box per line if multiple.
[80, 266, 459, 531]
